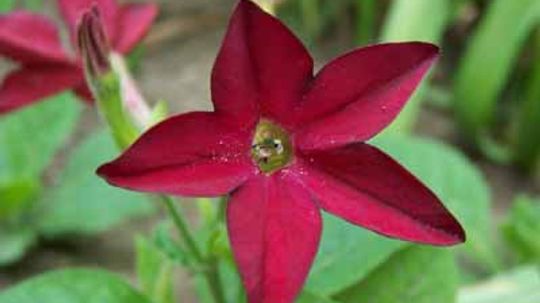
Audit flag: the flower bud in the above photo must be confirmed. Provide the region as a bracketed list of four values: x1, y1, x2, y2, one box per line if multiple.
[77, 6, 111, 80]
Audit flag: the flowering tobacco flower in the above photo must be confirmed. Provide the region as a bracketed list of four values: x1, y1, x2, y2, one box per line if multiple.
[98, 1, 466, 302]
[0, 0, 157, 114]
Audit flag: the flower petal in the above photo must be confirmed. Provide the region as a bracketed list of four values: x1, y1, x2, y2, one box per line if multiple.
[113, 3, 158, 53]
[97, 112, 255, 196]
[0, 11, 68, 64]
[295, 42, 439, 150]
[211, 0, 313, 127]
[296, 143, 465, 245]
[0, 64, 83, 114]
[227, 173, 321, 303]
[57, 0, 119, 47]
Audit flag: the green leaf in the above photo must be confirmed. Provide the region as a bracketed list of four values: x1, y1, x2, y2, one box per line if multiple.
[278, 0, 345, 47]
[0, 226, 36, 266]
[297, 291, 341, 303]
[135, 236, 174, 303]
[0, 269, 152, 303]
[0, 93, 81, 181]
[453, 0, 540, 143]
[22, 0, 43, 10]
[458, 266, 540, 303]
[373, 135, 497, 270]
[298, 0, 321, 46]
[0, 0, 15, 12]
[0, 178, 40, 219]
[152, 221, 189, 264]
[501, 196, 540, 263]
[36, 130, 154, 236]
[381, 0, 451, 42]
[354, 0, 377, 45]
[306, 214, 405, 295]
[335, 246, 458, 303]
[514, 31, 540, 171]
[380, 0, 451, 133]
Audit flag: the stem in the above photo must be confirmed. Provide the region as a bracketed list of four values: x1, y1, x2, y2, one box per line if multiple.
[110, 54, 153, 129]
[206, 259, 227, 303]
[216, 196, 227, 223]
[94, 72, 140, 149]
[205, 198, 228, 303]
[159, 196, 203, 263]
[159, 196, 227, 303]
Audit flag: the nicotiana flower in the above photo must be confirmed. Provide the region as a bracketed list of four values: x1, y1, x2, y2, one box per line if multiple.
[0, 0, 157, 114]
[98, 1, 466, 302]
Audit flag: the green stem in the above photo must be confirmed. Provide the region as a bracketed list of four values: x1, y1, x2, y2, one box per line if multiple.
[94, 72, 140, 149]
[160, 196, 227, 303]
[159, 196, 203, 263]
[206, 259, 227, 303]
[216, 196, 227, 223]
[205, 198, 228, 303]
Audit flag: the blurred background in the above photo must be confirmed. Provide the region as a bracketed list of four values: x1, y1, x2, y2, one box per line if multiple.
[0, 0, 539, 302]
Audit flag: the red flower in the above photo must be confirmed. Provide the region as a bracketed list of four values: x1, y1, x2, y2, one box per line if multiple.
[98, 1, 465, 302]
[0, 0, 157, 114]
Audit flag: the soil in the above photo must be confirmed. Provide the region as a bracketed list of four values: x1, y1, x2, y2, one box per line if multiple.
[0, 0, 539, 301]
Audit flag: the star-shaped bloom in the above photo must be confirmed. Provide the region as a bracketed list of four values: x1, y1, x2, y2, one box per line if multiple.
[97, 1, 465, 302]
[0, 0, 157, 114]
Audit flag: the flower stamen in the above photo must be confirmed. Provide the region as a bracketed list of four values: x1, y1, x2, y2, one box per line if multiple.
[251, 120, 292, 174]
